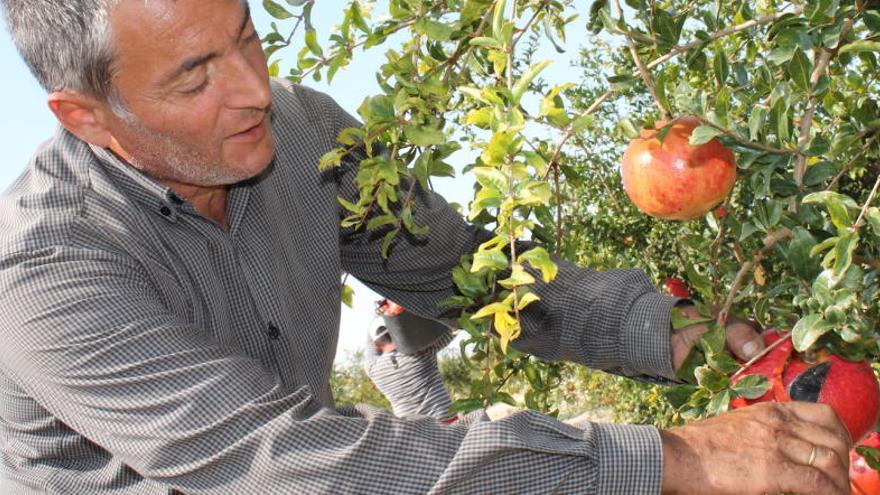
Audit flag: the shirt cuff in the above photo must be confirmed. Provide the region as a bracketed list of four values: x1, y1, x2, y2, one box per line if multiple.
[593, 423, 664, 495]
[621, 292, 682, 380]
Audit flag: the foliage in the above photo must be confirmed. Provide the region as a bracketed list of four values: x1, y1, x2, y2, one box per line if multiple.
[269, 0, 880, 423]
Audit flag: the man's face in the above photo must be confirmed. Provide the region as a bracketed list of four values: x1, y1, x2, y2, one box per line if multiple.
[106, 0, 275, 186]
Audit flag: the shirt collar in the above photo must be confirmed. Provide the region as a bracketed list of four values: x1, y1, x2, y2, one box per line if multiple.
[88, 144, 187, 222]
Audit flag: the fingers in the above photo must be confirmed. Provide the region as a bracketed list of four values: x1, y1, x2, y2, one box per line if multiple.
[724, 321, 764, 360]
[776, 435, 850, 494]
[769, 461, 849, 495]
[781, 402, 853, 447]
[670, 324, 709, 370]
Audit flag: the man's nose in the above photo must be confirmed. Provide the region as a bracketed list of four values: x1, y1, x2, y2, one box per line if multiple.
[223, 50, 272, 111]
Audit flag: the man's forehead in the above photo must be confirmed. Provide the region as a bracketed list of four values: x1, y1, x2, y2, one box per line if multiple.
[109, 0, 249, 78]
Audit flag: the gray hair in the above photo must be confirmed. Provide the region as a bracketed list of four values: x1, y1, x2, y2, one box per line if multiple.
[1, 0, 128, 112]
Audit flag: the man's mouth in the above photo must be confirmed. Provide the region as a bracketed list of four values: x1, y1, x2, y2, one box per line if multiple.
[227, 114, 268, 143]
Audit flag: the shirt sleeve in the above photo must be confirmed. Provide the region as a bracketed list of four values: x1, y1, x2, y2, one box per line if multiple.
[0, 245, 661, 494]
[298, 85, 672, 494]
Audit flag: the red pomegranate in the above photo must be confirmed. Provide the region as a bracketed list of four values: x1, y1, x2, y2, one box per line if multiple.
[662, 278, 690, 298]
[851, 432, 880, 495]
[620, 116, 737, 221]
[730, 329, 880, 442]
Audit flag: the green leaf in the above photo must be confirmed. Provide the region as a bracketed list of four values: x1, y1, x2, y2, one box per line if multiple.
[263, 0, 293, 19]
[689, 124, 723, 146]
[519, 181, 552, 206]
[707, 352, 740, 374]
[341, 283, 355, 308]
[866, 207, 880, 238]
[450, 398, 485, 413]
[675, 347, 706, 383]
[695, 365, 729, 393]
[381, 229, 398, 258]
[864, 11, 880, 32]
[839, 40, 880, 54]
[471, 248, 508, 272]
[802, 191, 860, 209]
[792, 313, 834, 351]
[511, 60, 553, 105]
[697, 324, 727, 356]
[469, 36, 503, 49]
[713, 50, 729, 86]
[452, 266, 488, 299]
[670, 307, 713, 331]
[831, 231, 858, 284]
[786, 227, 820, 280]
[518, 247, 558, 283]
[366, 214, 396, 230]
[404, 125, 446, 147]
[665, 384, 698, 409]
[305, 29, 323, 58]
[787, 48, 812, 91]
[413, 18, 455, 41]
[481, 131, 518, 166]
[803, 161, 836, 186]
[802, 191, 859, 230]
[855, 446, 880, 470]
[705, 389, 732, 417]
[492, 0, 507, 39]
[748, 106, 767, 141]
[732, 374, 770, 400]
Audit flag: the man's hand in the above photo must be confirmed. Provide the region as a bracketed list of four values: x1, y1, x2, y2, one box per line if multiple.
[671, 304, 764, 371]
[660, 402, 852, 495]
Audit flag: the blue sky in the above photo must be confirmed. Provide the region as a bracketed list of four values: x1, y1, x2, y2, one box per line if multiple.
[0, 1, 586, 358]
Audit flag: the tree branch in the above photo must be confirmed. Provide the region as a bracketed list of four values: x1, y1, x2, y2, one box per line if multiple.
[611, 0, 670, 120]
[570, 7, 803, 137]
[794, 17, 855, 189]
[717, 228, 792, 327]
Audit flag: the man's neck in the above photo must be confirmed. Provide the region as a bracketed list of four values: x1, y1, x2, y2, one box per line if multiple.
[107, 140, 230, 230]
[161, 179, 230, 231]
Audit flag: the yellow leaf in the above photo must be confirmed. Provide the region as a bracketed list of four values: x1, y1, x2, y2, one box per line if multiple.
[494, 310, 520, 353]
[517, 291, 540, 310]
[471, 302, 510, 320]
[754, 265, 766, 286]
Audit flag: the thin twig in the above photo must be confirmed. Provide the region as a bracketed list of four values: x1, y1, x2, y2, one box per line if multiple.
[853, 173, 880, 230]
[827, 134, 879, 190]
[730, 332, 792, 381]
[717, 228, 792, 327]
[611, 0, 670, 119]
[854, 256, 880, 270]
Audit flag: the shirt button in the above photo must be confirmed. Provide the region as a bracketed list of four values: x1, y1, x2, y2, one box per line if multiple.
[159, 206, 172, 217]
[266, 322, 281, 340]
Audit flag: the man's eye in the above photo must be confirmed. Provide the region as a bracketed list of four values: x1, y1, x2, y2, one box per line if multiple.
[243, 31, 259, 44]
[183, 79, 209, 95]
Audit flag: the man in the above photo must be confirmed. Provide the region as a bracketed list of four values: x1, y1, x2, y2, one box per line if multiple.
[364, 300, 456, 420]
[0, 0, 852, 493]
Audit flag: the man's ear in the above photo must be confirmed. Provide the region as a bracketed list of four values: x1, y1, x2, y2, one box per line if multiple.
[47, 91, 115, 147]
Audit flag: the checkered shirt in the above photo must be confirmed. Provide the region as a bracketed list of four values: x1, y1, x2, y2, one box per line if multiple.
[0, 80, 680, 494]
